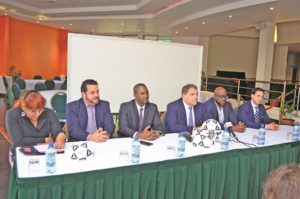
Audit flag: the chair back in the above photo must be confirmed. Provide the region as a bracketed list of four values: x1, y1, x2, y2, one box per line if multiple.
[15, 78, 26, 90]
[6, 85, 15, 107]
[60, 83, 67, 90]
[34, 82, 47, 91]
[53, 76, 61, 80]
[12, 83, 21, 100]
[51, 92, 67, 120]
[33, 75, 42, 79]
[44, 80, 55, 90]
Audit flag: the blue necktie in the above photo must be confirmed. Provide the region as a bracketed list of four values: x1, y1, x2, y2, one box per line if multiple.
[188, 106, 194, 127]
[254, 107, 260, 124]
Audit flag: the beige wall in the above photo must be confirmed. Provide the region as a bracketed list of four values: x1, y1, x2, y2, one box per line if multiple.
[278, 21, 300, 44]
[207, 35, 259, 78]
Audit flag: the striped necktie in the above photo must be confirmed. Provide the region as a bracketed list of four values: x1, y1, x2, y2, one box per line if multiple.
[254, 106, 260, 124]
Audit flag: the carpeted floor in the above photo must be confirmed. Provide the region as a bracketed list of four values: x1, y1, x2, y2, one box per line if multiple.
[0, 96, 12, 199]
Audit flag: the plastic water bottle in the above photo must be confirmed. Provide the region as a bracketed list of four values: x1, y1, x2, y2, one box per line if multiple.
[257, 124, 266, 145]
[177, 132, 186, 157]
[131, 135, 140, 164]
[221, 127, 230, 150]
[292, 122, 300, 141]
[45, 141, 56, 174]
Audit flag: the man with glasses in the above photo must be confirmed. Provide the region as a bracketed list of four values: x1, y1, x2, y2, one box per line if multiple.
[203, 87, 245, 132]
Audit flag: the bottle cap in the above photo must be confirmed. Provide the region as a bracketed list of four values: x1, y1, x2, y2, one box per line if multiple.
[48, 141, 54, 147]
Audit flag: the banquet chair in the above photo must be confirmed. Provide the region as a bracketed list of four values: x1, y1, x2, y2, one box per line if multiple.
[12, 83, 21, 100]
[44, 79, 55, 90]
[53, 76, 61, 80]
[33, 75, 43, 79]
[6, 85, 15, 107]
[15, 78, 26, 90]
[51, 92, 67, 121]
[60, 83, 67, 90]
[34, 82, 47, 91]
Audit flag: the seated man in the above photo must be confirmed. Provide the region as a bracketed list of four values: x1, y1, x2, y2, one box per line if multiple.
[165, 84, 204, 133]
[203, 87, 245, 132]
[119, 83, 163, 140]
[238, 87, 279, 130]
[67, 79, 115, 142]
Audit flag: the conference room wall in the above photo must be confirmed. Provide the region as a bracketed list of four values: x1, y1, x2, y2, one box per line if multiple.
[207, 35, 259, 79]
[0, 16, 67, 79]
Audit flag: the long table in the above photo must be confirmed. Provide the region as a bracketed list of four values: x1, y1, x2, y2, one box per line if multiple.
[8, 126, 300, 199]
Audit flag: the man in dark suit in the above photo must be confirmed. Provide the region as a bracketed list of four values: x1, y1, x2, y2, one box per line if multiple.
[165, 84, 204, 133]
[119, 83, 163, 140]
[203, 87, 245, 132]
[67, 79, 115, 142]
[238, 87, 279, 130]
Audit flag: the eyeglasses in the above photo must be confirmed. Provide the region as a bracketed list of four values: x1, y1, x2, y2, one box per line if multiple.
[216, 95, 228, 100]
[25, 108, 45, 114]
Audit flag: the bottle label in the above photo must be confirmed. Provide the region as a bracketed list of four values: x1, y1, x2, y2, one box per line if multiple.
[257, 129, 266, 145]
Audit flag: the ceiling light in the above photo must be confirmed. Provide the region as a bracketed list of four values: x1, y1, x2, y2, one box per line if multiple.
[120, 22, 124, 26]
[91, 29, 94, 32]
[228, 15, 233, 18]
[185, 26, 188, 30]
[175, 31, 178, 34]
[61, 26, 65, 29]
[69, 23, 72, 26]
[10, 9, 16, 13]
[4, 13, 7, 15]
[36, 21, 39, 23]
[269, 7, 274, 10]
[202, 21, 206, 25]
[138, 29, 141, 32]
[0, 6, 6, 10]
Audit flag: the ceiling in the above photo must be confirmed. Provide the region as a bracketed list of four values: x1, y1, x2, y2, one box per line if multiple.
[0, 0, 300, 37]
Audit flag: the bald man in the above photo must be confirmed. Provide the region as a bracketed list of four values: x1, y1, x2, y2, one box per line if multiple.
[203, 87, 245, 132]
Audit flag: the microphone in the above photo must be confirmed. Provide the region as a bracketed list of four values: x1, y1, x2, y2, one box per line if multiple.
[225, 122, 238, 140]
[180, 131, 192, 142]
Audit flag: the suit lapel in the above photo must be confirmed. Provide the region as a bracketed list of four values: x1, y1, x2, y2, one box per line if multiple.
[179, 99, 187, 125]
[79, 99, 88, 129]
[211, 99, 220, 121]
[247, 101, 255, 121]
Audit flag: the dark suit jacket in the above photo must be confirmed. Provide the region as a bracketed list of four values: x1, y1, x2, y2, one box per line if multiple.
[237, 100, 271, 129]
[119, 100, 163, 137]
[6, 108, 62, 154]
[165, 98, 204, 133]
[203, 98, 237, 128]
[67, 98, 115, 141]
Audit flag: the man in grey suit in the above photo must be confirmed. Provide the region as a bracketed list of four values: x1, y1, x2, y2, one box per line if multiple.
[119, 83, 163, 140]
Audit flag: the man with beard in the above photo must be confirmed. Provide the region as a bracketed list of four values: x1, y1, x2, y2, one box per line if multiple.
[119, 83, 163, 140]
[67, 79, 115, 142]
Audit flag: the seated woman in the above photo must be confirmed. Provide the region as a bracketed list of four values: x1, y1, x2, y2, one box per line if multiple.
[6, 90, 66, 157]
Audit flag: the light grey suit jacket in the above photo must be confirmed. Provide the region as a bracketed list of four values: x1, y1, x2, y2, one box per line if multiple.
[119, 100, 163, 137]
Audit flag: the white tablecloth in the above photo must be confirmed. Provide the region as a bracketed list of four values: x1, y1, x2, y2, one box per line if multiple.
[39, 90, 66, 109]
[16, 125, 294, 178]
[25, 79, 64, 90]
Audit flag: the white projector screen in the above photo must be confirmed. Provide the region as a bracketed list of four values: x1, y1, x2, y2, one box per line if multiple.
[68, 33, 203, 112]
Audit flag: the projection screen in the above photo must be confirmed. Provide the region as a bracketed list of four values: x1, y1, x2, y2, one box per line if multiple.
[68, 33, 203, 112]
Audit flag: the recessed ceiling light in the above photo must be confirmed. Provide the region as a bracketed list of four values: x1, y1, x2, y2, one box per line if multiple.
[36, 21, 39, 23]
[4, 13, 7, 15]
[10, 9, 16, 13]
[202, 21, 206, 25]
[61, 26, 65, 29]
[120, 22, 124, 26]
[69, 23, 72, 26]
[175, 31, 178, 34]
[0, 6, 6, 10]
[228, 15, 233, 18]
[269, 7, 274, 10]
[138, 29, 141, 32]
[91, 29, 94, 32]
[185, 26, 188, 30]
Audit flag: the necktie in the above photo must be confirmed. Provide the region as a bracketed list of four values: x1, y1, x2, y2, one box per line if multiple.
[86, 105, 97, 133]
[188, 106, 194, 127]
[139, 108, 144, 131]
[254, 107, 260, 124]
